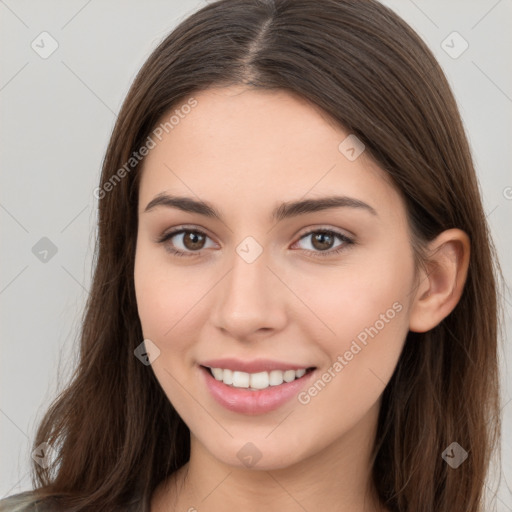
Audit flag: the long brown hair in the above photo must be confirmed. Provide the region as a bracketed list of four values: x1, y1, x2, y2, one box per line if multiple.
[13, 0, 504, 510]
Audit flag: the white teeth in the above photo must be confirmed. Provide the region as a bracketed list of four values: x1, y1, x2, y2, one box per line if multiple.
[223, 368, 233, 385]
[250, 371, 269, 389]
[269, 370, 284, 386]
[232, 371, 249, 388]
[283, 370, 296, 382]
[208, 367, 310, 390]
[211, 367, 223, 380]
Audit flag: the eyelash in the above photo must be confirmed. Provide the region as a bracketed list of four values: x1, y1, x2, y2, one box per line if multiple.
[156, 226, 355, 259]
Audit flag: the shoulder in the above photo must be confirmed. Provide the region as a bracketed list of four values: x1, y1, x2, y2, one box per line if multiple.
[0, 491, 54, 512]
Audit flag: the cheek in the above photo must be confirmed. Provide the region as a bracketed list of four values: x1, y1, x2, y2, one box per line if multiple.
[294, 243, 413, 344]
[293, 242, 413, 402]
[287, 285, 410, 456]
[134, 242, 197, 340]
[134, 245, 202, 409]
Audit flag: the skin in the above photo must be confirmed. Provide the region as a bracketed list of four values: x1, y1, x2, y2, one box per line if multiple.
[133, 85, 470, 512]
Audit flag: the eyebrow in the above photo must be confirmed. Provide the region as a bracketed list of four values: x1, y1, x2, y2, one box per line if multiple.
[143, 193, 378, 221]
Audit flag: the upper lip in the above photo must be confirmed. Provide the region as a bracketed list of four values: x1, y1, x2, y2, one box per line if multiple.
[200, 358, 315, 373]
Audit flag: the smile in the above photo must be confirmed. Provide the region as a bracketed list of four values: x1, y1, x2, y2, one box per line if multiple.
[205, 366, 313, 390]
[199, 360, 317, 415]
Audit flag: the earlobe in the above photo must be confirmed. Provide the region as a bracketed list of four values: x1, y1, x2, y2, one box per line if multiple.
[408, 229, 470, 333]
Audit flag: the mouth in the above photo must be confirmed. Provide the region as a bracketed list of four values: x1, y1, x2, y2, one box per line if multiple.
[201, 365, 316, 391]
[198, 361, 318, 415]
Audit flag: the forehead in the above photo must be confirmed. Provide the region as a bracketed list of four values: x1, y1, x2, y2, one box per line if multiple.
[138, 86, 403, 223]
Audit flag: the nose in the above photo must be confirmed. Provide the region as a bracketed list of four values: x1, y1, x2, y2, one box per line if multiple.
[210, 246, 288, 341]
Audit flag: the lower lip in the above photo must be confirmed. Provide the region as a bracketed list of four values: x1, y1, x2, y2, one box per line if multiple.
[200, 366, 316, 415]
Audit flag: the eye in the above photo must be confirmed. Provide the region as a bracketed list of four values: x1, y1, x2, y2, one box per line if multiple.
[156, 226, 355, 258]
[156, 227, 216, 257]
[292, 228, 354, 258]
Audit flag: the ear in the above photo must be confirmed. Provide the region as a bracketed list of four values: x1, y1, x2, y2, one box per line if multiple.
[409, 229, 470, 333]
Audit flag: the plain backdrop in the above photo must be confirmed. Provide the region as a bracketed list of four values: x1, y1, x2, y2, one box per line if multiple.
[1, 0, 511, 509]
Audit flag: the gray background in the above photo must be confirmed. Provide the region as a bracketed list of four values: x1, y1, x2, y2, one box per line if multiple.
[1, 0, 511, 508]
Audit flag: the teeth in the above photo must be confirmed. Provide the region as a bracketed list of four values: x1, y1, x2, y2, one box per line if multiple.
[283, 369, 296, 382]
[295, 368, 306, 378]
[223, 369, 233, 385]
[208, 367, 310, 390]
[211, 367, 223, 380]
[250, 371, 269, 390]
[232, 371, 249, 388]
[269, 370, 283, 386]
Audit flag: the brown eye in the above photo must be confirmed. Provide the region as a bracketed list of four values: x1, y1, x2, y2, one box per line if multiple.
[181, 231, 206, 251]
[310, 232, 336, 251]
[157, 228, 216, 257]
[294, 229, 354, 258]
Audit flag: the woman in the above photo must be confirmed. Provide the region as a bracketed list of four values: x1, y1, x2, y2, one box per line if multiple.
[0, 0, 503, 510]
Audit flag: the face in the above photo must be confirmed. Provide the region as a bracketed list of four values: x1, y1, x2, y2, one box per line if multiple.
[134, 85, 417, 471]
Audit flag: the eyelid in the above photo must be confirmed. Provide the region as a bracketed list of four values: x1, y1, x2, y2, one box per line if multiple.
[155, 224, 217, 244]
[157, 223, 354, 242]
[291, 226, 355, 257]
[156, 224, 356, 257]
[294, 224, 355, 241]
